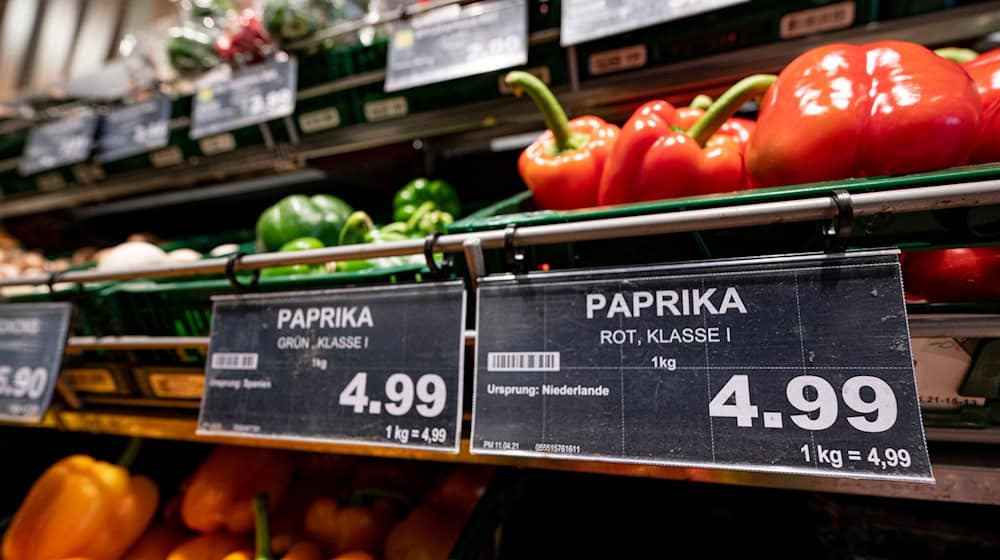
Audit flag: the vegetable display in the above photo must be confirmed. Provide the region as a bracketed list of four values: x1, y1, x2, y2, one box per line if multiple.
[392, 178, 461, 223]
[506, 71, 619, 210]
[256, 194, 354, 252]
[597, 75, 773, 205]
[746, 41, 981, 187]
[2, 439, 157, 560]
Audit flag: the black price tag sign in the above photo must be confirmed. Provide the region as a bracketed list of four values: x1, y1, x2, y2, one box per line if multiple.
[385, 0, 527, 92]
[190, 58, 297, 140]
[199, 282, 467, 452]
[0, 303, 72, 423]
[471, 250, 932, 482]
[19, 110, 99, 175]
[96, 95, 172, 163]
[560, 0, 748, 46]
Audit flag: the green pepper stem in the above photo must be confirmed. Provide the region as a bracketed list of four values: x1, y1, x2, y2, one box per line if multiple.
[505, 71, 574, 152]
[688, 74, 777, 147]
[253, 494, 273, 560]
[934, 47, 978, 64]
[690, 94, 713, 111]
[116, 437, 143, 468]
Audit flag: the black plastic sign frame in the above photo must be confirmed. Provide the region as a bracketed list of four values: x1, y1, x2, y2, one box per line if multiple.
[560, 0, 748, 46]
[385, 0, 527, 92]
[96, 95, 172, 163]
[198, 281, 467, 452]
[0, 303, 72, 423]
[19, 109, 99, 175]
[471, 250, 932, 482]
[189, 58, 297, 140]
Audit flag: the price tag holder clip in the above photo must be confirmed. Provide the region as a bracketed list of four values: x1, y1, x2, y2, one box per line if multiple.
[225, 252, 260, 292]
[824, 189, 853, 252]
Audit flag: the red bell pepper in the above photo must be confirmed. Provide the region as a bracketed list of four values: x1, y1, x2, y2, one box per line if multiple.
[902, 247, 1000, 302]
[959, 48, 1000, 164]
[506, 71, 619, 210]
[597, 75, 774, 206]
[747, 41, 981, 188]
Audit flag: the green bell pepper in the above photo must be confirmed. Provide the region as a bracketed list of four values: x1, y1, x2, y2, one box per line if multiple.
[256, 194, 353, 252]
[337, 211, 421, 271]
[167, 26, 220, 75]
[260, 237, 326, 277]
[392, 178, 461, 223]
[263, 0, 323, 43]
[405, 201, 454, 236]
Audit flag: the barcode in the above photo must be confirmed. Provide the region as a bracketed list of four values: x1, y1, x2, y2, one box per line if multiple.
[210, 352, 259, 370]
[487, 352, 560, 372]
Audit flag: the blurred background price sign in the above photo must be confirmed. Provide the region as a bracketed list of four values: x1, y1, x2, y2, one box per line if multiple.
[18, 109, 99, 175]
[561, 0, 749, 46]
[189, 58, 297, 139]
[471, 250, 933, 482]
[199, 282, 466, 451]
[96, 95, 172, 163]
[0, 303, 71, 423]
[385, 0, 528, 92]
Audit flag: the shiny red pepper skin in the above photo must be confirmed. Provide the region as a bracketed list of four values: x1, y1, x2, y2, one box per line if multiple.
[518, 116, 619, 210]
[596, 101, 748, 206]
[747, 41, 981, 188]
[963, 48, 1000, 164]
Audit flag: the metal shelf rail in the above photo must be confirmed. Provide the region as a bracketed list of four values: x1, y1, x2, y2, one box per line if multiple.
[5, 178, 1000, 506]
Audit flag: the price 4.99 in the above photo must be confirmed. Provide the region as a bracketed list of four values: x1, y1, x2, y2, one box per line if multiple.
[0, 366, 47, 399]
[339, 372, 447, 418]
[709, 374, 897, 433]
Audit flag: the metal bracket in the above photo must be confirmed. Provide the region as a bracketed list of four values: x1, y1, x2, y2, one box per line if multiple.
[423, 233, 452, 279]
[824, 189, 854, 252]
[463, 237, 486, 292]
[504, 224, 526, 274]
[225, 252, 260, 291]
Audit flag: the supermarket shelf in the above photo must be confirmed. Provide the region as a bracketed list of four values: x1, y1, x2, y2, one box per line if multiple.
[2, 3, 1000, 220]
[18, 408, 1000, 506]
[909, 314, 1000, 338]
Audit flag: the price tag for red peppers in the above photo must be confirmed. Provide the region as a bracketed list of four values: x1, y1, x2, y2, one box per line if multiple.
[96, 95, 172, 163]
[560, 0, 748, 46]
[199, 282, 466, 452]
[19, 109, 99, 175]
[471, 250, 933, 482]
[385, 0, 527, 92]
[189, 58, 297, 139]
[0, 303, 71, 423]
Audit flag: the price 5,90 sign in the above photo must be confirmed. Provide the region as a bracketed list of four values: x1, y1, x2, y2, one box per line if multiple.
[471, 250, 933, 482]
[0, 303, 71, 423]
[199, 282, 467, 451]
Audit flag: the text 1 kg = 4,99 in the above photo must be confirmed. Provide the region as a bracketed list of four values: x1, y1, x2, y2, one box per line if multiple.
[199, 282, 467, 452]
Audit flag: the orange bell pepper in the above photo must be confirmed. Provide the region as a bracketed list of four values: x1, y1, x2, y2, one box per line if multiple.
[167, 534, 249, 560]
[124, 523, 189, 560]
[181, 446, 295, 533]
[332, 553, 376, 560]
[2, 439, 158, 560]
[383, 505, 465, 560]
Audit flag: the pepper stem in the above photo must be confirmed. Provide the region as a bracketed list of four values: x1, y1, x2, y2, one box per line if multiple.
[688, 74, 777, 147]
[253, 494, 273, 560]
[690, 94, 713, 111]
[505, 71, 575, 152]
[116, 437, 142, 468]
[934, 47, 978, 64]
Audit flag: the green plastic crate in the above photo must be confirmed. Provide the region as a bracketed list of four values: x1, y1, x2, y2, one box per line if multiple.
[5, 282, 120, 338]
[448, 163, 1000, 273]
[574, 0, 877, 81]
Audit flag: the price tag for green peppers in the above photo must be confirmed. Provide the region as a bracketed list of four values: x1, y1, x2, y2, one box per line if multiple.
[199, 282, 466, 451]
[0, 303, 72, 423]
